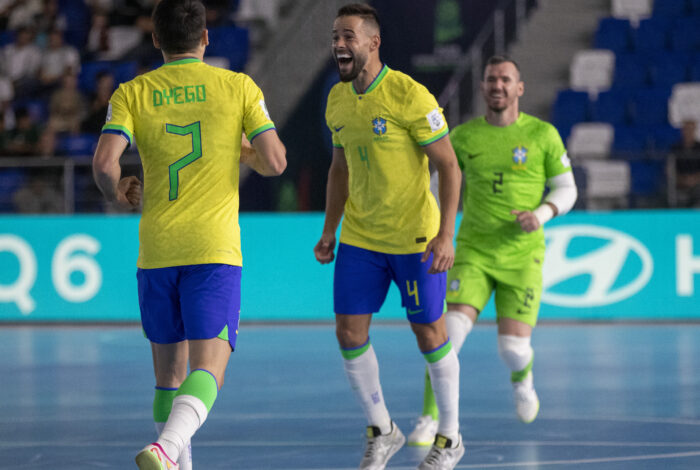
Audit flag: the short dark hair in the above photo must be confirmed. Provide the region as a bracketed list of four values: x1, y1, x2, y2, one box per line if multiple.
[337, 3, 380, 32]
[152, 0, 206, 54]
[484, 55, 522, 79]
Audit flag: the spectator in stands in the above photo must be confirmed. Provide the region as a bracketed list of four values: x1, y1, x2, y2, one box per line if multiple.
[86, 12, 111, 60]
[35, 0, 68, 45]
[672, 120, 700, 207]
[5, 107, 41, 156]
[0, 74, 14, 127]
[48, 72, 86, 134]
[12, 174, 63, 213]
[1, 26, 42, 98]
[5, 0, 41, 31]
[39, 29, 81, 92]
[82, 70, 114, 134]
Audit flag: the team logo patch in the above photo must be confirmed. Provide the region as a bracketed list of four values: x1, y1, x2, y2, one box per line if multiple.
[449, 279, 460, 291]
[426, 108, 445, 132]
[105, 103, 112, 123]
[259, 99, 271, 120]
[561, 151, 571, 168]
[372, 117, 387, 135]
[512, 146, 528, 165]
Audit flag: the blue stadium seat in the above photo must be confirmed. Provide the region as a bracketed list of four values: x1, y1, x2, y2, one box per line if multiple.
[206, 26, 250, 71]
[691, 55, 700, 80]
[0, 169, 28, 212]
[612, 54, 649, 89]
[629, 159, 665, 198]
[0, 30, 13, 47]
[652, 0, 688, 17]
[670, 18, 700, 51]
[630, 87, 672, 126]
[590, 89, 630, 125]
[79, 61, 137, 93]
[59, 0, 91, 49]
[613, 125, 649, 154]
[594, 18, 633, 54]
[647, 52, 689, 87]
[551, 89, 590, 131]
[55, 134, 99, 157]
[692, 0, 700, 15]
[652, 125, 682, 151]
[633, 18, 670, 52]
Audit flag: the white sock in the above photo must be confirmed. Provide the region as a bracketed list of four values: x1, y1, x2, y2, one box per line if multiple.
[445, 310, 474, 353]
[498, 334, 534, 388]
[157, 395, 208, 462]
[342, 344, 392, 434]
[156, 422, 192, 470]
[426, 347, 460, 440]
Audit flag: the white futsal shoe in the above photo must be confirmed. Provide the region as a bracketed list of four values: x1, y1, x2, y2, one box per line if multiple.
[359, 421, 405, 470]
[407, 415, 439, 446]
[418, 434, 465, 470]
[513, 372, 540, 423]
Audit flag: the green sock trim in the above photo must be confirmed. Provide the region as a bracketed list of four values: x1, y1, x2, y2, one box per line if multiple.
[340, 339, 370, 360]
[422, 368, 439, 419]
[153, 387, 177, 422]
[176, 369, 218, 412]
[423, 340, 452, 364]
[511, 356, 534, 383]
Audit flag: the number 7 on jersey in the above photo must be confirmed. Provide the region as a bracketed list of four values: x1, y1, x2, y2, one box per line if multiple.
[166, 122, 202, 201]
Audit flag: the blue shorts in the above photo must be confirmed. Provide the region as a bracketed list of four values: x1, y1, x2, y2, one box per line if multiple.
[334, 243, 446, 324]
[137, 264, 241, 350]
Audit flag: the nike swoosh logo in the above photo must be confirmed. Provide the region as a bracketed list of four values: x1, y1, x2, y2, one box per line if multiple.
[407, 308, 423, 315]
[334, 126, 345, 132]
[468, 153, 482, 159]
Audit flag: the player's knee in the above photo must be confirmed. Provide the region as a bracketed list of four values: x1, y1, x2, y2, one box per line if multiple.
[497, 334, 533, 372]
[335, 324, 368, 350]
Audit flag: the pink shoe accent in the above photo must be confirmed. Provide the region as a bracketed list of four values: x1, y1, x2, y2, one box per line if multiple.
[148, 443, 179, 469]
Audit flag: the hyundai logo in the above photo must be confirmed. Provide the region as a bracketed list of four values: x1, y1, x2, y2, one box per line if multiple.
[543, 225, 653, 307]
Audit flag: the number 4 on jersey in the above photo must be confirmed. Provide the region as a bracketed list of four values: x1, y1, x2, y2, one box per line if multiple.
[166, 122, 202, 200]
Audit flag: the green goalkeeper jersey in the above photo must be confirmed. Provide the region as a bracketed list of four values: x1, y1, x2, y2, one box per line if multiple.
[450, 113, 571, 267]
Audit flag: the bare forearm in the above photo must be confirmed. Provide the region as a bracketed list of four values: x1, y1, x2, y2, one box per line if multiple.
[435, 160, 460, 238]
[93, 159, 121, 202]
[323, 165, 348, 235]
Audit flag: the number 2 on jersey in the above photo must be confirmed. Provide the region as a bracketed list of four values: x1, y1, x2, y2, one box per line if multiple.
[166, 122, 202, 201]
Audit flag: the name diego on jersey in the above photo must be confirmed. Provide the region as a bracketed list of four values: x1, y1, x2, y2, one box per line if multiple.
[153, 84, 206, 106]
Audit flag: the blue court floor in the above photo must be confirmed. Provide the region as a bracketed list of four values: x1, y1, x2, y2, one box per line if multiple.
[1, 323, 700, 469]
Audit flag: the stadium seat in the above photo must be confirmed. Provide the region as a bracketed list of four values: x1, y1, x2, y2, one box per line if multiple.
[651, 125, 682, 151]
[55, 134, 99, 157]
[594, 18, 633, 54]
[612, 0, 652, 26]
[691, 0, 700, 15]
[60, 0, 91, 49]
[0, 169, 28, 212]
[590, 89, 630, 125]
[206, 26, 250, 71]
[633, 18, 670, 52]
[78, 61, 137, 93]
[612, 53, 649, 89]
[630, 87, 672, 126]
[670, 18, 700, 52]
[652, 0, 688, 17]
[668, 82, 700, 126]
[0, 30, 13, 47]
[567, 122, 615, 159]
[647, 52, 689, 87]
[629, 159, 665, 198]
[578, 159, 631, 207]
[570, 49, 615, 96]
[614, 125, 649, 154]
[551, 89, 590, 131]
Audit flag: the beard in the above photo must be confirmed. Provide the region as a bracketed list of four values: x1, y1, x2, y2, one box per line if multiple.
[336, 53, 367, 82]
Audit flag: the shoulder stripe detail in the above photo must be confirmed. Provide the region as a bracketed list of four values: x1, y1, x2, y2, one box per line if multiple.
[332, 143, 344, 149]
[102, 124, 133, 145]
[163, 58, 202, 67]
[418, 128, 449, 147]
[247, 124, 275, 142]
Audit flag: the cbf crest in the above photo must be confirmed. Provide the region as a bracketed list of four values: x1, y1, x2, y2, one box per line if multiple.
[512, 146, 528, 169]
[372, 117, 387, 135]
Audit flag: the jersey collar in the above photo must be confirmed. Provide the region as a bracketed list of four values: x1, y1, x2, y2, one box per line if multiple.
[163, 58, 203, 67]
[352, 64, 388, 95]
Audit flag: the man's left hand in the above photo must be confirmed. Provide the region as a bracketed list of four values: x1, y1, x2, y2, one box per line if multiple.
[422, 233, 454, 274]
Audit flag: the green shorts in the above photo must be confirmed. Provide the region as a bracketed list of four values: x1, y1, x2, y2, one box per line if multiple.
[445, 259, 542, 327]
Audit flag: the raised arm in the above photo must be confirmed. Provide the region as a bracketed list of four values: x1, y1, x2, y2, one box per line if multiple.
[423, 135, 462, 273]
[240, 130, 286, 176]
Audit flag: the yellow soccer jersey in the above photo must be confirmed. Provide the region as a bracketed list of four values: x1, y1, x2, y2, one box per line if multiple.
[102, 58, 274, 269]
[325, 65, 448, 254]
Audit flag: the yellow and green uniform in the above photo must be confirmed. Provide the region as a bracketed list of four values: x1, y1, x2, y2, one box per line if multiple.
[325, 65, 449, 255]
[102, 58, 274, 269]
[447, 113, 571, 325]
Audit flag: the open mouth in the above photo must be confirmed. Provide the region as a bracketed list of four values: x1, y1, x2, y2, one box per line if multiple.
[336, 52, 353, 66]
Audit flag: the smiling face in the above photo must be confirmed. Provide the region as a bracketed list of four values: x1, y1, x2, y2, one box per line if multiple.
[481, 61, 524, 114]
[332, 15, 377, 82]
